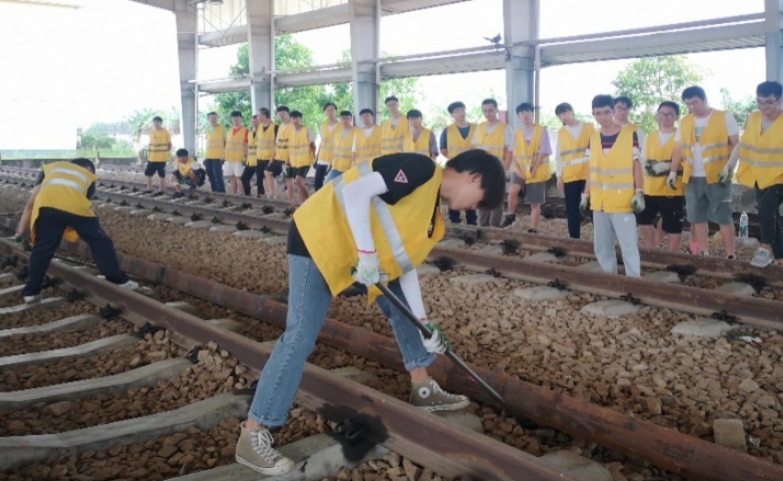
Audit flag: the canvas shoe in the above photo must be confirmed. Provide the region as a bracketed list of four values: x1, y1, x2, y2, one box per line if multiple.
[235, 423, 294, 475]
[409, 377, 469, 412]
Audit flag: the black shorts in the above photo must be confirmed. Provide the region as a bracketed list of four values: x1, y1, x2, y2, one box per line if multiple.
[257, 160, 270, 172]
[265, 160, 284, 178]
[145, 162, 166, 178]
[636, 195, 685, 234]
[286, 166, 310, 179]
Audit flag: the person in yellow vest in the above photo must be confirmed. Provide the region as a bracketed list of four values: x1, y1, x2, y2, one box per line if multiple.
[15, 159, 138, 303]
[204, 112, 227, 193]
[636, 102, 685, 252]
[315, 102, 339, 191]
[171, 148, 206, 197]
[554, 102, 594, 239]
[668, 85, 740, 259]
[233, 150, 506, 475]
[732, 81, 783, 267]
[352, 108, 382, 164]
[241, 115, 261, 196]
[471, 98, 514, 227]
[380, 96, 409, 155]
[145, 116, 171, 196]
[440, 101, 477, 225]
[324, 110, 358, 184]
[501, 103, 552, 232]
[403, 110, 438, 160]
[579, 95, 644, 277]
[223, 111, 249, 196]
[265, 106, 291, 199]
[256, 107, 279, 198]
[284, 110, 316, 205]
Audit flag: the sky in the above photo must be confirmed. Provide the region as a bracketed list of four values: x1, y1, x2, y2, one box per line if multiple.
[0, 0, 768, 150]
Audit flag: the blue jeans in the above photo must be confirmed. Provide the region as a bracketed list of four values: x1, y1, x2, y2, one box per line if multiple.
[323, 169, 343, 184]
[204, 159, 225, 193]
[248, 255, 435, 427]
[448, 209, 477, 225]
[314, 164, 330, 191]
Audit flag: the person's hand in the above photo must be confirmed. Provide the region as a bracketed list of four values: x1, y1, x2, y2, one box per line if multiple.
[530, 163, 538, 178]
[556, 177, 564, 190]
[666, 172, 677, 190]
[420, 322, 449, 354]
[579, 193, 590, 217]
[631, 189, 645, 213]
[718, 165, 730, 184]
[352, 250, 381, 286]
[13, 233, 23, 244]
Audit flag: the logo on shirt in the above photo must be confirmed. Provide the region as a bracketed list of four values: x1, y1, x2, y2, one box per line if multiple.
[394, 169, 408, 184]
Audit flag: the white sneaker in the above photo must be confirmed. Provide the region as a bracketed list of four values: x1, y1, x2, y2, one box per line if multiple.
[235, 423, 294, 475]
[118, 280, 139, 290]
[23, 294, 41, 304]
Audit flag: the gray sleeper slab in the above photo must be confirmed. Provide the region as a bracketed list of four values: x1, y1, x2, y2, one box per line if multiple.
[0, 314, 101, 339]
[0, 334, 138, 369]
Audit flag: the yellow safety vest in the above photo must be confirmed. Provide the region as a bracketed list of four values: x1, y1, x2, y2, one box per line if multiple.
[473, 122, 507, 160]
[558, 123, 594, 183]
[147, 128, 171, 163]
[735, 111, 783, 190]
[589, 129, 635, 213]
[256, 123, 277, 160]
[275, 123, 292, 162]
[403, 128, 433, 157]
[247, 130, 258, 167]
[514, 125, 550, 184]
[205, 125, 225, 159]
[31, 161, 97, 243]
[319, 121, 340, 164]
[355, 126, 382, 164]
[289, 126, 313, 168]
[332, 127, 358, 172]
[445, 123, 476, 159]
[381, 117, 409, 155]
[643, 130, 682, 196]
[177, 157, 198, 177]
[680, 110, 731, 184]
[225, 127, 248, 162]
[294, 159, 445, 301]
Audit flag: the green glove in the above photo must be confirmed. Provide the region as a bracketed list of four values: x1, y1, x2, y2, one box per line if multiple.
[13, 234, 23, 244]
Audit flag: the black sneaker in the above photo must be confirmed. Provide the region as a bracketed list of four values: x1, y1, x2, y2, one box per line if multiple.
[527, 228, 538, 234]
[500, 214, 517, 229]
[144, 190, 153, 195]
[153, 191, 164, 197]
[172, 192, 184, 199]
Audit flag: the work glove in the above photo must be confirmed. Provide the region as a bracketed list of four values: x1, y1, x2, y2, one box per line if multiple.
[718, 165, 730, 184]
[647, 161, 670, 177]
[631, 189, 645, 213]
[351, 250, 383, 286]
[420, 321, 449, 354]
[666, 172, 677, 190]
[579, 193, 590, 217]
[13, 234, 23, 244]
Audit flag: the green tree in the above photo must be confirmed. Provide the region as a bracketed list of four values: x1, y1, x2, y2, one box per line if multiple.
[79, 125, 116, 151]
[611, 55, 702, 132]
[720, 87, 755, 126]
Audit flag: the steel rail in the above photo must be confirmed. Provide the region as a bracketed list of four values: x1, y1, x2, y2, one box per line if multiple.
[0, 237, 575, 481]
[3, 221, 780, 481]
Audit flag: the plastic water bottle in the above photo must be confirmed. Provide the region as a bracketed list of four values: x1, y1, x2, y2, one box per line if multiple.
[739, 211, 749, 239]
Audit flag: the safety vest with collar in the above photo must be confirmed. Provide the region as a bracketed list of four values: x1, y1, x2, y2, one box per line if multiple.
[558, 122, 594, 183]
[514, 125, 550, 184]
[679, 110, 731, 184]
[589, 128, 635, 213]
[30, 161, 97, 243]
[472, 121, 507, 160]
[354, 126, 382, 164]
[293, 159, 445, 302]
[205, 125, 225, 159]
[331, 127, 359, 172]
[147, 128, 171, 163]
[735, 111, 783, 190]
[275, 123, 292, 162]
[445, 123, 477, 159]
[381, 116, 409, 155]
[403, 128, 433, 157]
[225, 127, 248, 162]
[256, 123, 276, 160]
[644, 130, 683, 196]
[318, 121, 340, 164]
[289, 126, 314, 168]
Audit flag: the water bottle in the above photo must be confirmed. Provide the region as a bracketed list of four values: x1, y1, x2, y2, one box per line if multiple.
[739, 211, 749, 239]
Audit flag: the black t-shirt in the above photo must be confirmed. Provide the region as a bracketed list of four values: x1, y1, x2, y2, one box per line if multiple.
[35, 170, 96, 199]
[287, 154, 438, 257]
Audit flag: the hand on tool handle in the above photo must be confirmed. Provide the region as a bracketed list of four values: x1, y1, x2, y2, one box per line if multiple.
[352, 250, 386, 286]
[419, 320, 449, 354]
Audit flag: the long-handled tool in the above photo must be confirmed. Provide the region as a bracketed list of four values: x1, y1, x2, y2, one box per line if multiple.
[374, 281, 539, 429]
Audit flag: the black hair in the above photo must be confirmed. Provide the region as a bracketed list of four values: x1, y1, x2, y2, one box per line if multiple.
[658, 101, 680, 116]
[339, 110, 352, 117]
[290, 110, 303, 119]
[681, 86, 707, 102]
[176, 148, 189, 157]
[323, 102, 337, 111]
[359, 108, 374, 116]
[406, 109, 422, 119]
[384, 96, 399, 105]
[614, 96, 633, 109]
[152, 116, 163, 122]
[554, 102, 573, 115]
[515, 102, 534, 114]
[258, 107, 271, 118]
[757, 80, 783, 99]
[276, 105, 290, 113]
[481, 99, 498, 108]
[230, 110, 242, 118]
[251, 115, 257, 120]
[71, 158, 96, 173]
[207, 111, 217, 117]
[447, 101, 466, 114]
[592, 95, 614, 111]
[446, 150, 505, 210]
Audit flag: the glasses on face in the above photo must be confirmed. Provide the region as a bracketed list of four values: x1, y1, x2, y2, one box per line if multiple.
[757, 98, 780, 107]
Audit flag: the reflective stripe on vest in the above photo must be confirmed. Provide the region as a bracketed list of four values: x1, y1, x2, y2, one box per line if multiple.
[43, 177, 85, 194]
[48, 167, 89, 183]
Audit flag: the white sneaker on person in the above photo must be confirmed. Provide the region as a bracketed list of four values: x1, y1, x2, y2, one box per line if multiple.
[235, 423, 294, 475]
[23, 294, 41, 304]
[750, 248, 772, 268]
[118, 280, 139, 290]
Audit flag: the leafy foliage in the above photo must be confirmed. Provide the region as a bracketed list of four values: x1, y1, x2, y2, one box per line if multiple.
[720, 87, 755, 126]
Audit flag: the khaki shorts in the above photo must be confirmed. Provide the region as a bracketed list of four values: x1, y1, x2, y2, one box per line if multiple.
[510, 172, 545, 204]
[223, 161, 245, 178]
[684, 177, 732, 225]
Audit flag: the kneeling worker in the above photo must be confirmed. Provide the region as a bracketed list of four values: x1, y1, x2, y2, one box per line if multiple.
[234, 150, 506, 475]
[172, 148, 206, 197]
[15, 158, 138, 303]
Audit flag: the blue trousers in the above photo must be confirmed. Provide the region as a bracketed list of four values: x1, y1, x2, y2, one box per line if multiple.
[204, 159, 225, 193]
[448, 209, 477, 226]
[563, 180, 586, 239]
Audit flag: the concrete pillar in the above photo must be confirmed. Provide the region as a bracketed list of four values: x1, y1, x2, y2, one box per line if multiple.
[349, 0, 380, 116]
[247, 0, 274, 111]
[174, 2, 197, 154]
[765, 0, 783, 83]
[503, 0, 539, 128]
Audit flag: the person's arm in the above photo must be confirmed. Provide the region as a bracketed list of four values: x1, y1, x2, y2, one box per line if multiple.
[429, 131, 438, 160]
[398, 269, 427, 320]
[583, 148, 591, 196]
[242, 130, 249, 158]
[17, 184, 41, 237]
[633, 155, 643, 190]
[726, 114, 740, 150]
[343, 173, 388, 253]
[555, 138, 564, 188]
[502, 125, 514, 170]
[439, 129, 448, 159]
[308, 129, 317, 158]
[315, 127, 323, 160]
[530, 130, 552, 177]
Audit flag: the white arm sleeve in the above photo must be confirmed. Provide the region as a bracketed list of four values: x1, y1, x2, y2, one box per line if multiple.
[342, 172, 389, 252]
[398, 268, 427, 320]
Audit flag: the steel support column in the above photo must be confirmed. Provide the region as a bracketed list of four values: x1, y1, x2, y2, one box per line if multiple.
[349, 0, 380, 116]
[766, 0, 783, 83]
[247, 0, 274, 111]
[174, 1, 197, 154]
[504, 0, 538, 128]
